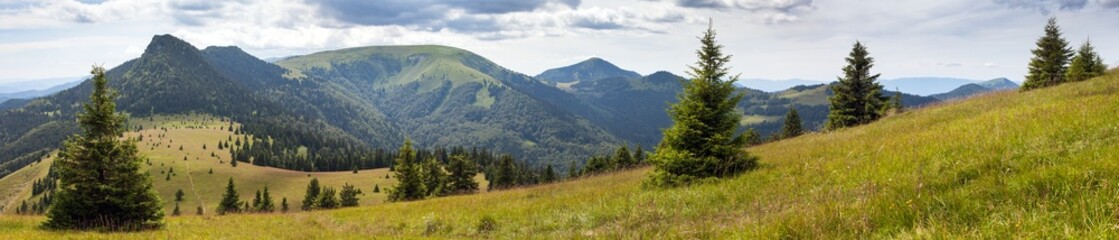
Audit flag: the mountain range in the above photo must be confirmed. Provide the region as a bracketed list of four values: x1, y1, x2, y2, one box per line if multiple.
[1, 34, 1007, 175]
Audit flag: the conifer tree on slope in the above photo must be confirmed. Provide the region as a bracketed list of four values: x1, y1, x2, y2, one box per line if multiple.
[1066, 39, 1109, 82]
[45, 66, 164, 231]
[301, 178, 320, 210]
[420, 158, 447, 197]
[388, 139, 425, 201]
[826, 41, 888, 130]
[217, 178, 241, 215]
[646, 22, 757, 187]
[445, 155, 479, 195]
[781, 108, 803, 139]
[1022, 17, 1073, 90]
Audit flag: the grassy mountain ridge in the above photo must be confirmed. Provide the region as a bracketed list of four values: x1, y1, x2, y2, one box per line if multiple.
[278, 45, 619, 166]
[3, 68, 1115, 239]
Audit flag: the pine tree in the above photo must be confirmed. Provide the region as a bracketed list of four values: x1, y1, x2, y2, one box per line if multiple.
[175, 189, 185, 202]
[647, 22, 756, 187]
[44, 66, 164, 231]
[613, 146, 635, 169]
[260, 186, 274, 213]
[1066, 39, 1108, 82]
[542, 164, 556, 183]
[301, 178, 321, 210]
[281, 197, 289, 213]
[1022, 17, 1073, 90]
[373, 184, 381, 193]
[445, 155, 479, 195]
[388, 140, 424, 201]
[633, 145, 646, 164]
[825, 41, 888, 130]
[491, 155, 517, 190]
[251, 189, 262, 212]
[315, 187, 339, 209]
[216, 178, 241, 215]
[196, 206, 203, 215]
[420, 158, 447, 197]
[781, 108, 803, 139]
[339, 183, 360, 207]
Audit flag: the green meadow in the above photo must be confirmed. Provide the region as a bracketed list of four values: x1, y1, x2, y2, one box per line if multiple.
[1, 71, 1117, 238]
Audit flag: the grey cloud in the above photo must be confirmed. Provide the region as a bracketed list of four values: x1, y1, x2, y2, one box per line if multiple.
[308, 0, 579, 26]
[1100, 0, 1119, 8]
[994, 0, 1093, 14]
[675, 0, 813, 11]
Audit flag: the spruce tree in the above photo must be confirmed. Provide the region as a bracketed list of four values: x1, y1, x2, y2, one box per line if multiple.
[1066, 40, 1108, 82]
[175, 189, 185, 202]
[781, 108, 803, 139]
[216, 178, 241, 215]
[281, 197, 289, 213]
[373, 184, 381, 193]
[251, 190, 262, 212]
[646, 22, 756, 187]
[613, 146, 635, 169]
[388, 140, 424, 201]
[744, 128, 762, 146]
[420, 158, 447, 197]
[301, 178, 321, 210]
[1022, 17, 1073, 90]
[445, 155, 479, 195]
[45, 66, 164, 231]
[491, 155, 517, 190]
[633, 145, 646, 164]
[260, 186, 274, 213]
[825, 41, 888, 130]
[315, 187, 339, 209]
[339, 183, 360, 207]
[196, 206, 203, 215]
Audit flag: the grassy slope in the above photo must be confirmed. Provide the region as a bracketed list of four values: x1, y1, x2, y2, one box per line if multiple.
[1, 71, 1118, 238]
[0, 114, 487, 216]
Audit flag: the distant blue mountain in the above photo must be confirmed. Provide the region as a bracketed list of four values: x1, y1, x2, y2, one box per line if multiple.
[0, 78, 84, 105]
[929, 78, 1020, 101]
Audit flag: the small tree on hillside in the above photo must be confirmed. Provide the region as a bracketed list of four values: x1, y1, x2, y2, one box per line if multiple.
[646, 21, 757, 187]
[613, 145, 635, 169]
[339, 183, 360, 207]
[890, 88, 904, 114]
[388, 139, 425, 201]
[1066, 40, 1108, 82]
[781, 108, 803, 139]
[445, 155, 479, 195]
[1022, 17, 1073, 90]
[826, 41, 888, 130]
[45, 66, 164, 231]
[490, 155, 517, 190]
[420, 158, 447, 197]
[175, 189, 185, 202]
[315, 187, 339, 209]
[259, 186, 274, 213]
[216, 178, 241, 215]
[301, 178, 321, 211]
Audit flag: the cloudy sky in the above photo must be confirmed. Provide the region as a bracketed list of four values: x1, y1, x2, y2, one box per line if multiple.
[0, 0, 1117, 84]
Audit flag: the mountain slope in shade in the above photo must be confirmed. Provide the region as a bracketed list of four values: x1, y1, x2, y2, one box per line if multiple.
[534, 58, 641, 84]
[278, 46, 618, 165]
[0, 34, 400, 176]
[738, 78, 828, 92]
